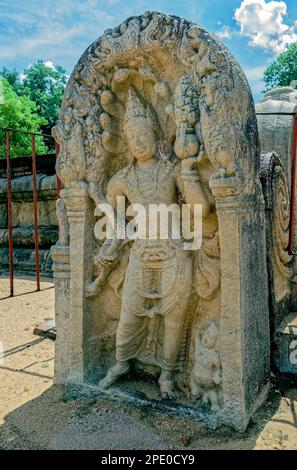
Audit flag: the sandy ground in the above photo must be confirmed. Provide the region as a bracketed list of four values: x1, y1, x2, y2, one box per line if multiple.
[1, 275, 297, 450]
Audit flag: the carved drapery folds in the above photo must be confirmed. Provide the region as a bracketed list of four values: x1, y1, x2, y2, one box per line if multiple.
[53, 12, 270, 432]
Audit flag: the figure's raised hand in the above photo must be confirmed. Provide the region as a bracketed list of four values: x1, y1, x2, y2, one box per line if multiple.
[197, 145, 205, 163]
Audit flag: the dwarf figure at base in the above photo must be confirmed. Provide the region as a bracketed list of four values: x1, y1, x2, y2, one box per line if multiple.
[190, 322, 223, 409]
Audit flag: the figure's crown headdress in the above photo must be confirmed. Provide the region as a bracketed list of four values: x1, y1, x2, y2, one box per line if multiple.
[124, 87, 151, 131]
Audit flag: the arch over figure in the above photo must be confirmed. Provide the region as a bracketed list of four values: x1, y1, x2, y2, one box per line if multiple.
[51, 11, 270, 432]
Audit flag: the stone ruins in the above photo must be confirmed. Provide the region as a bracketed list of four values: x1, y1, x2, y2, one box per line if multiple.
[51, 11, 295, 432]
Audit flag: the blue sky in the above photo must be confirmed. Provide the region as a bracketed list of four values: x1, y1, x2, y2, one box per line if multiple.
[0, 0, 296, 101]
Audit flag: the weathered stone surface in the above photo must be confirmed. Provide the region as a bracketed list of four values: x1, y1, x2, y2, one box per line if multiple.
[51, 245, 71, 383]
[0, 175, 57, 227]
[0, 226, 58, 248]
[275, 311, 297, 375]
[0, 247, 53, 277]
[52, 11, 270, 432]
[0, 174, 57, 200]
[260, 153, 294, 333]
[0, 174, 58, 276]
[51, 198, 71, 383]
[257, 86, 297, 375]
[256, 86, 297, 203]
[256, 84, 297, 251]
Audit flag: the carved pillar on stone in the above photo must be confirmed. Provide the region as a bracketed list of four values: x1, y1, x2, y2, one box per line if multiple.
[51, 245, 70, 384]
[61, 184, 94, 385]
[214, 189, 270, 431]
[51, 198, 71, 384]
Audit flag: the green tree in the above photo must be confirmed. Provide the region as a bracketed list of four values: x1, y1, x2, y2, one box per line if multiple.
[21, 60, 67, 128]
[0, 67, 24, 95]
[0, 78, 48, 158]
[0, 60, 67, 128]
[264, 43, 297, 91]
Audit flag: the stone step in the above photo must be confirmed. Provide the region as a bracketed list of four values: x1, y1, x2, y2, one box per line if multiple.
[0, 247, 53, 277]
[275, 311, 297, 376]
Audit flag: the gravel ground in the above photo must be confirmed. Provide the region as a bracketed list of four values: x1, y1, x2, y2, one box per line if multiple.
[1, 275, 297, 450]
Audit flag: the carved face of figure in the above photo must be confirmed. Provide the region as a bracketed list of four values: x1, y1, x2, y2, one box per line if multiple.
[126, 123, 157, 162]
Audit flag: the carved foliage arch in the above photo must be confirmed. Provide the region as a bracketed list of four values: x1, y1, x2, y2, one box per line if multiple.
[53, 11, 259, 201]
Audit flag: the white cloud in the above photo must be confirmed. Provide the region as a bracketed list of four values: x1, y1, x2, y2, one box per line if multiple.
[234, 0, 297, 53]
[216, 26, 231, 39]
[44, 60, 55, 70]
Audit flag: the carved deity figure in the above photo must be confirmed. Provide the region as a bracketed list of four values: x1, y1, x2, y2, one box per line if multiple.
[190, 322, 223, 409]
[51, 12, 272, 432]
[89, 87, 210, 399]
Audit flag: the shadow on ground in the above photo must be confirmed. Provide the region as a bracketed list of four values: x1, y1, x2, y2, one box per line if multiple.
[1, 381, 296, 450]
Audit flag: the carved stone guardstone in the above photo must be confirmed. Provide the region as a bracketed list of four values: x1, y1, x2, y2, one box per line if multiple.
[260, 153, 294, 340]
[256, 84, 297, 184]
[52, 11, 270, 432]
[256, 84, 297, 250]
[257, 87, 296, 375]
[51, 199, 71, 384]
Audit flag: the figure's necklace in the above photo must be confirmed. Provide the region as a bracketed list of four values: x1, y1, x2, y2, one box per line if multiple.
[133, 160, 161, 201]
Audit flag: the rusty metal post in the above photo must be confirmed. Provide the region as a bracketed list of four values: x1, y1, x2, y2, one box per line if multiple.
[31, 134, 40, 291]
[289, 114, 297, 255]
[6, 131, 14, 297]
[55, 141, 61, 198]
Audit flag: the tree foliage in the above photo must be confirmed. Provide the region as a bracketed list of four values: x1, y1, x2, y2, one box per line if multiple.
[0, 67, 23, 95]
[21, 61, 67, 128]
[0, 78, 48, 158]
[264, 43, 297, 91]
[0, 60, 67, 128]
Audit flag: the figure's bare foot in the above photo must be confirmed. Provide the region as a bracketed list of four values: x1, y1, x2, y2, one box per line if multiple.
[98, 361, 130, 390]
[159, 370, 176, 400]
[201, 393, 210, 406]
[189, 380, 203, 400]
[190, 391, 203, 401]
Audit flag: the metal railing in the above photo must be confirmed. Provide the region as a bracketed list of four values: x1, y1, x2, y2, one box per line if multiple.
[1, 127, 60, 296]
